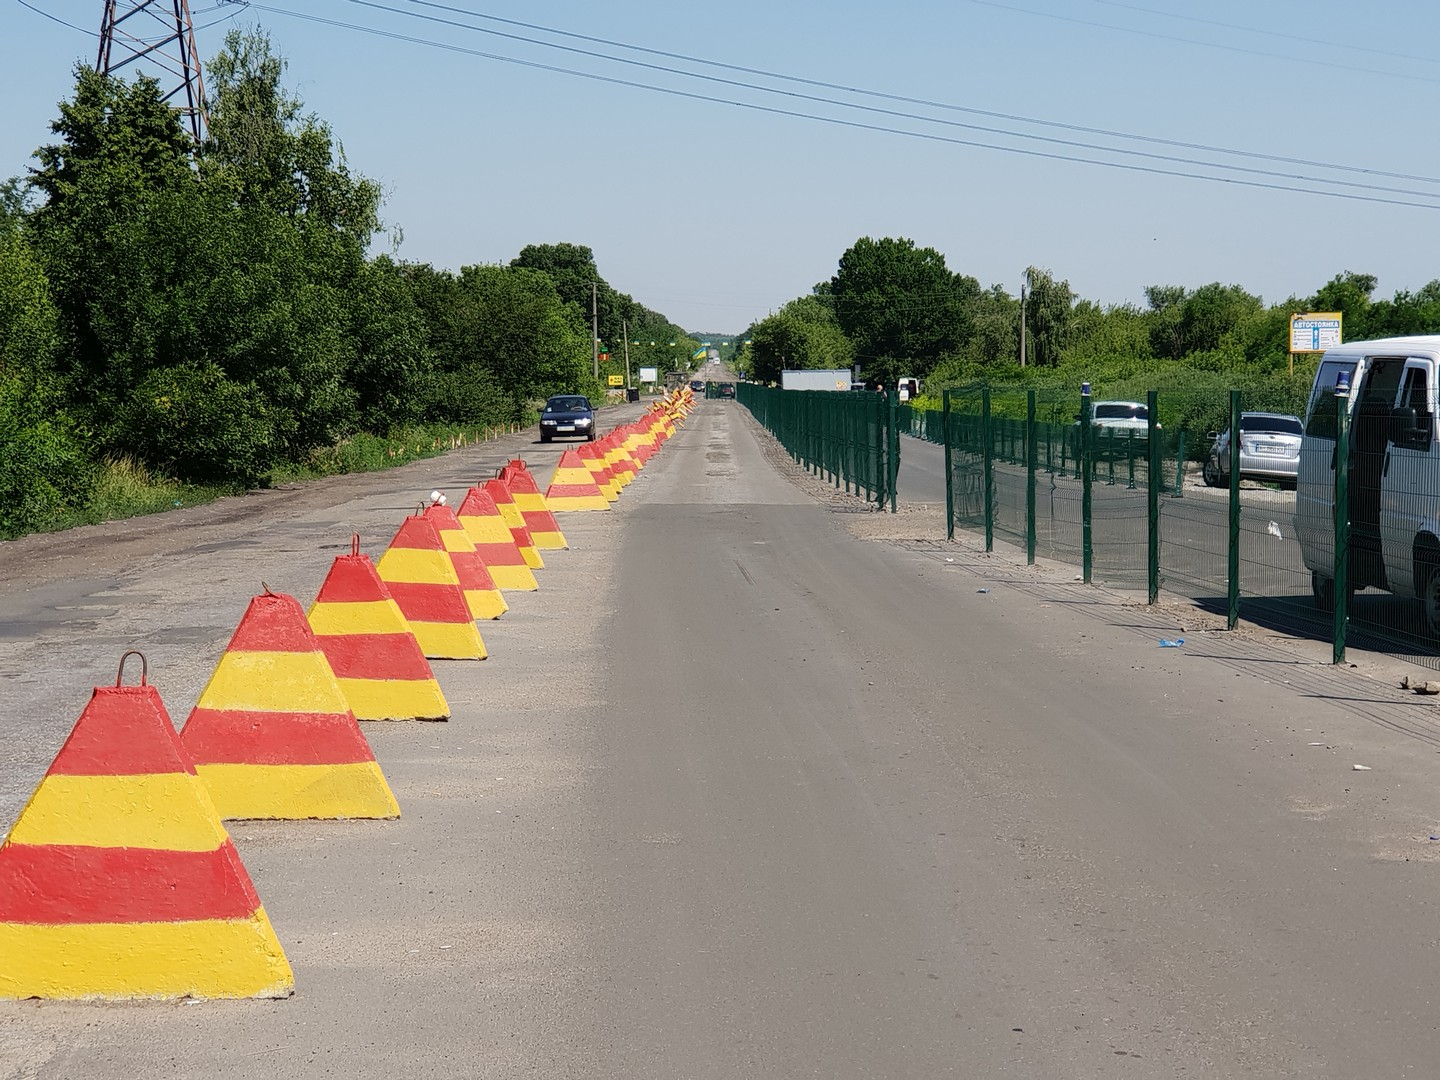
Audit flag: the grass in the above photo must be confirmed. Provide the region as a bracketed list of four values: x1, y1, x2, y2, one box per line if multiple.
[9, 417, 539, 541]
[34, 455, 241, 536]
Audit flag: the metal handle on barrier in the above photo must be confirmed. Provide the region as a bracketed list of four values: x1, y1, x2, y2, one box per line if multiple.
[115, 650, 147, 687]
[351, 534, 361, 556]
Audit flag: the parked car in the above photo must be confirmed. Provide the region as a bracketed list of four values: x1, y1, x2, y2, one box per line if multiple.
[1071, 400, 1156, 457]
[719, 383, 736, 398]
[538, 394, 596, 442]
[1203, 412, 1303, 487]
[690, 380, 705, 393]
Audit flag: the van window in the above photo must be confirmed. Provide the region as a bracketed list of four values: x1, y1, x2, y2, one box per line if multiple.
[1304, 359, 1359, 438]
[1400, 366, 1430, 412]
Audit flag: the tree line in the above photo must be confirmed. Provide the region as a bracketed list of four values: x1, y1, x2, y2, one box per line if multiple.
[0, 28, 697, 539]
[735, 236, 1440, 412]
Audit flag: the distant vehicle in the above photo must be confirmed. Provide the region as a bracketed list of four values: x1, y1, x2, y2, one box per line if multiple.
[1068, 400, 1157, 460]
[897, 377, 919, 402]
[1295, 336, 1440, 629]
[781, 369, 851, 392]
[1203, 413, 1303, 487]
[719, 383, 736, 398]
[690, 380, 705, 393]
[538, 395, 596, 442]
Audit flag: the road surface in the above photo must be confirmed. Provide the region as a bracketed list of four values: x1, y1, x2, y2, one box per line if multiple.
[4, 400, 1440, 1077]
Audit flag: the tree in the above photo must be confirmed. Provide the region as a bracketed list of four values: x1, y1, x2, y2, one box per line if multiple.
[748, 296, 854, 384]
[452, 265, 590, 420]
[204, 27, 381, 245]
[831, 236, 977, 383]
[0, 229, 91, 535]
[1023, 266, 1074, 368]
[1309, 271, 1379, 341]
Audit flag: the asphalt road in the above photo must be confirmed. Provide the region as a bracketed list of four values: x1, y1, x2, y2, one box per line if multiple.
[5, 401, 1440, 1076]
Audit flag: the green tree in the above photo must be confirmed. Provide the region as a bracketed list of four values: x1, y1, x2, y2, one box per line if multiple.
[831, 236, 978, 383]
[452, 265, 590, 420]
[1023, 266, 1074, 368]
[1309, 271, 1379, 340]
[204, 27, 381, 244]
[0, 229, 91, 536]
[748, 295, 854, 384]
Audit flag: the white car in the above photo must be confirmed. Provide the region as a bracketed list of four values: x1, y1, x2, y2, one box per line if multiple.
[1072, 400, 1155, 457]
[1203, 412, 1303, 487]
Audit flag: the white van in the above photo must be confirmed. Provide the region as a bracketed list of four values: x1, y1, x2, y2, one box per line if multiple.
[1295, 336, 1440, 632]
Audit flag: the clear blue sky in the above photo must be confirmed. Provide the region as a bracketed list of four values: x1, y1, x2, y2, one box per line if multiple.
[5, 1, 1440, 335]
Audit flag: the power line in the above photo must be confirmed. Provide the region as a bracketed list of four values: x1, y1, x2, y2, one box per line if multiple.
[1086, 0, 1440, 68]
[382, 0, 1440, 189]
[966, 0, 1440, 87]
[245, 3, 1440, 211]
[12, 0, 92, 34]
[337, 0, 1440, 203]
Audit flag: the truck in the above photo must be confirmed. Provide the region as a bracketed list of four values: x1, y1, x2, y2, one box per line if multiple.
[1294, 335, 1440, 633]
[781, 369, 852, 392]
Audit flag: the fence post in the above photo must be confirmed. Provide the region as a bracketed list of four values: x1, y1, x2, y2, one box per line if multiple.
[1172, 431, 1186, 497]
[1333, 382, 1350, 664]
[982, 388, 994, 551]
[1126, 430, 1136, 489]
[1026, 390, 1037, 565]
[1081, 383, 1093, 584]
[944, 389, 954, 541]
[1227, 389, 1241, 631]
[889, 388, 899, 513]
[1147, 390, 1159, 604]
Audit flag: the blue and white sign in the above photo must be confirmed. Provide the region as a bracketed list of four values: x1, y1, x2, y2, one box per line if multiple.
[1290, 312, 1343, 354]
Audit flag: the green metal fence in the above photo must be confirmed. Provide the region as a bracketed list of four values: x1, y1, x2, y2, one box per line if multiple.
[737, 383, 898, 509]
[932, 384, 1440, 667]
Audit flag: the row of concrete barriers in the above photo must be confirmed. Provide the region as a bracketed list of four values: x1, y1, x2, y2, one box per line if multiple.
[0, 391, 696, 1000]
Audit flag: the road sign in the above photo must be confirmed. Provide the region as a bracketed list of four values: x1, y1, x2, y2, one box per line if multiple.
[607, 374, 624, 386]
[1290, 312, 1343, 354]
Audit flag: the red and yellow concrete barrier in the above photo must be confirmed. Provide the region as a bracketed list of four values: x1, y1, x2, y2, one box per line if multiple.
[544, 450, 611, 511]
[180, 591, 401, 820]
[377, 515, 488, 659]
[308, 538, 449, 721]
[484, 477, 544, 570]
[578, 444, 620, 502]
[424, 502, 508, 620]
[0, 654, 293, 999]
[498, 460, 568, 549]
[602, 432, 638, 487]
[456, 486, 539, 592]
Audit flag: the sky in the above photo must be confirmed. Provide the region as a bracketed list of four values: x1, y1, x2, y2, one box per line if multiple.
[4, 0, 1440, 336]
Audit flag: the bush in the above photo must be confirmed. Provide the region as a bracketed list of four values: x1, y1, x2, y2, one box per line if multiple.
[115, 361, 274, 484]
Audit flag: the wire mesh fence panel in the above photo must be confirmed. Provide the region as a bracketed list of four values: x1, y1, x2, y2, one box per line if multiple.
[736, 383, 890, 505]
[948, 389, 987, 531]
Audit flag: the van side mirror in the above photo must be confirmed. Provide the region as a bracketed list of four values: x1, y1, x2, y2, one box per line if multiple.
[1391, 405, 1431, 449]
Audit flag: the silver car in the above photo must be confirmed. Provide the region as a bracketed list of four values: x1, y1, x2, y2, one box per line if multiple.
[1204, 412, 1303, 487]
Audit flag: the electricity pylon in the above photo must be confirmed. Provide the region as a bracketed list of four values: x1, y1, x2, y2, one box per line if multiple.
[96, 1, 209, 143]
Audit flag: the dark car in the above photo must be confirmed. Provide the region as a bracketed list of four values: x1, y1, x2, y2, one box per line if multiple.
[719, 383, 736, 398]
[539, 395, 596, 442]
[690, 380, 705, 393]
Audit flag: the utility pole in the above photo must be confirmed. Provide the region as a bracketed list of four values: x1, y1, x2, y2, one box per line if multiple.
[622, 319, 631, 390]
[591, 282, 599, 379]
[97, 1, 209, 145]
[1019, 272, 1028, 368]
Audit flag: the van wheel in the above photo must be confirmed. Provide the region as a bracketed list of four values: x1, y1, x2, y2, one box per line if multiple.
[1422, 564, 1440, 638]
[1202, 458, 1221, 487]
[1312, 571, 1335, 613]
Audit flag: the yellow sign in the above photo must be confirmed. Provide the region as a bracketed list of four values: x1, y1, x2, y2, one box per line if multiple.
[607, 375, 624, 387]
